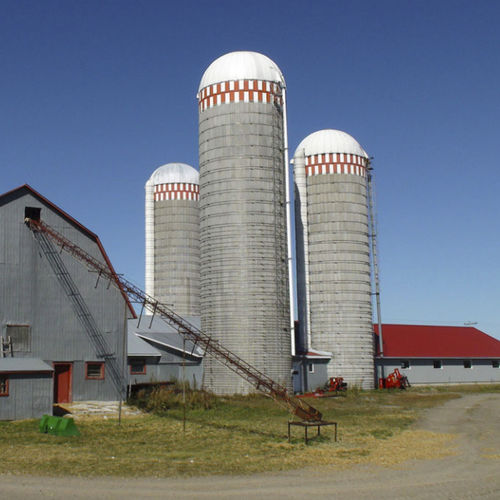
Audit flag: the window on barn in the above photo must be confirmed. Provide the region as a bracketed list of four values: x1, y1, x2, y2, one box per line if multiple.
[433, 360, 442, 369]
[130, 359, 146, 375]
[85, 362, 105, 380]
[401, 360, 410, 369]
[0, 376, 8, 397]
[6, 325, 31, 352]
[308, 363, 314, 374]
[463, 360, 472, 369]
[492, 360, 499, 368]
[24, 206, 41, 221]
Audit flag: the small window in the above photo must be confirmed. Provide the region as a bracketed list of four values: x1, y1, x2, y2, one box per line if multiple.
[463, 360, 472, 369]
[433, 360, 442, 369]
[130, 359, 146, 375]
[0, 376, 8, 397]
[24, 207, 41, 221]
[85, 362, 105, 380]
[308, 363, 314, 374]
[401, 360, 410, 369]
[492, 360, 499, 368]
[6, 325, 31, 352]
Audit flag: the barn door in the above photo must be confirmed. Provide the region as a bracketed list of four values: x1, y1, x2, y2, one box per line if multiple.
[53, 363, 72, 403]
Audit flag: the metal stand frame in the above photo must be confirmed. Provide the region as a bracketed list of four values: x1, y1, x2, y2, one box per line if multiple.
[288, 420, 338, 444]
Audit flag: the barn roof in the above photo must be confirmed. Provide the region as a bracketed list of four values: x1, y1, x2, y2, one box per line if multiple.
[127, 330, 162, 357]
[0, 184, 136, 318]
[374, 324, 500, 358]
[128, 317, 203, 359]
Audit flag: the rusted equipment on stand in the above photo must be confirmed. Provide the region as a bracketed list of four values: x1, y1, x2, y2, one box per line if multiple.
[26, 218, 325, 425]
[378, 368, 411, 389]
[298, 377, 347, 399]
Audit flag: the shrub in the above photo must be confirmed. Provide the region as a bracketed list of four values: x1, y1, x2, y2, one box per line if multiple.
[130, 382, 217, 413]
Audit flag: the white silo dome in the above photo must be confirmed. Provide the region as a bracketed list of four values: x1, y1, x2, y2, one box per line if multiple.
[198, 51, 285, 91]
[295, 129, 369, 159]
[147, 163, 199, 187]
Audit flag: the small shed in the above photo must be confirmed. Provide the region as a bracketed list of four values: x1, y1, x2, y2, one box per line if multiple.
[127, 316, 203, 389]
[292, 349, 332, 393]
[0, 358, 53, 420]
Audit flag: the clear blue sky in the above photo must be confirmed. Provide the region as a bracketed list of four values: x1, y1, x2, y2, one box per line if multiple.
[2, 1, 499, 339]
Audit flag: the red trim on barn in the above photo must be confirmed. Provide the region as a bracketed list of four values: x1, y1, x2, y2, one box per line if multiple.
[374, 324, 500, 358]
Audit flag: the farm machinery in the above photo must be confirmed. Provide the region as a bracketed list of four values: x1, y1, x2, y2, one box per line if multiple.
[378, 368, 410, 389]
[298, 377, 347, 398]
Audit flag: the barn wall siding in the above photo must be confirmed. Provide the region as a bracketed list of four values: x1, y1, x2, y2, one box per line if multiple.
[0, 373, 52, 420]
[0, 189, 128, 412]
[378, 359, 500, 384]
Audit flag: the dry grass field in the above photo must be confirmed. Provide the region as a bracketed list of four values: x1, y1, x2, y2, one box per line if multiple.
[1, 385, 498, 477]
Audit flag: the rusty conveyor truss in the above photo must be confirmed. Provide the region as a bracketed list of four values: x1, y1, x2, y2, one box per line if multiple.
[26, 218, 322, 422]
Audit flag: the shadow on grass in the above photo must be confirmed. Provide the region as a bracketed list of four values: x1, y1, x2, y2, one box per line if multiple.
[165, 412, 287, 440]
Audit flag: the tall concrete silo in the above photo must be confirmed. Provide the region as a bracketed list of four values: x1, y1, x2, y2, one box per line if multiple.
[293, 129, 375, 389]
[145, 163, 200, 317]
[198, 51, 291, 394]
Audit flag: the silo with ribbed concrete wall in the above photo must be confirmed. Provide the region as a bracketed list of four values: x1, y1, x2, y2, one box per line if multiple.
[145, 163, 200, 317]
[293, 129, 375, 389]
[198, 51, 291, 394]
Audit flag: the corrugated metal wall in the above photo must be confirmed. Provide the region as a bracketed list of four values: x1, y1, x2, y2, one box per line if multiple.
[0, 373, 52, 420]
[0, 190, 128, 402]
[199, 100, 291, 394]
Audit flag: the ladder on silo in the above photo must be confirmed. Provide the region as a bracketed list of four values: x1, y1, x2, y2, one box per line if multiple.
[30, 227, 125, 396]
[367, 163, 385, 379]
[26, 218, 323, 423]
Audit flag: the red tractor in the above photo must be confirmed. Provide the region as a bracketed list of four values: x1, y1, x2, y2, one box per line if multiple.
[378, 368, 411, 389]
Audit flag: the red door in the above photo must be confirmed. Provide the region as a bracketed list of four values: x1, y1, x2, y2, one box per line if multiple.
[53, 363, 72, 403]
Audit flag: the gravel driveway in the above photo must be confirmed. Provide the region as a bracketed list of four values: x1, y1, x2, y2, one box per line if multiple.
[2, 393, 499, 499]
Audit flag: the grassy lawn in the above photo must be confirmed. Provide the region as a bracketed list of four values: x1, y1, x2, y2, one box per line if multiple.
[1, 385, 498, 477]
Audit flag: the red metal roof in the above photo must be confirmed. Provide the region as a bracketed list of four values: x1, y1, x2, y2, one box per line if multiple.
[374, 324, 500, 358]
[0, 184, 136, 318]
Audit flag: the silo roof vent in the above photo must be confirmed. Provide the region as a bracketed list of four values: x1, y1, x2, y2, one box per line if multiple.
[295, 129, 368, 159]
[198, 51, 285, 91]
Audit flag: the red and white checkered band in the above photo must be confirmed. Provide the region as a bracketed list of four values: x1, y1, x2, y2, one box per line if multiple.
[197, 79, 283, 112]
[305, 153, 368, 178]
[154, 183, 200, 201]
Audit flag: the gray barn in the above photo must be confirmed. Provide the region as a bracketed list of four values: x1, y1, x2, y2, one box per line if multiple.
[0, 185, 133, 419]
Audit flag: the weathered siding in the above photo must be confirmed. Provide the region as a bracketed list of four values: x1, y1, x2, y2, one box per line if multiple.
[128, 359, 203, 388]
[0, 189, 128, 403]
[0, 373, 52, 420]
[292, 358, 330, 393]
